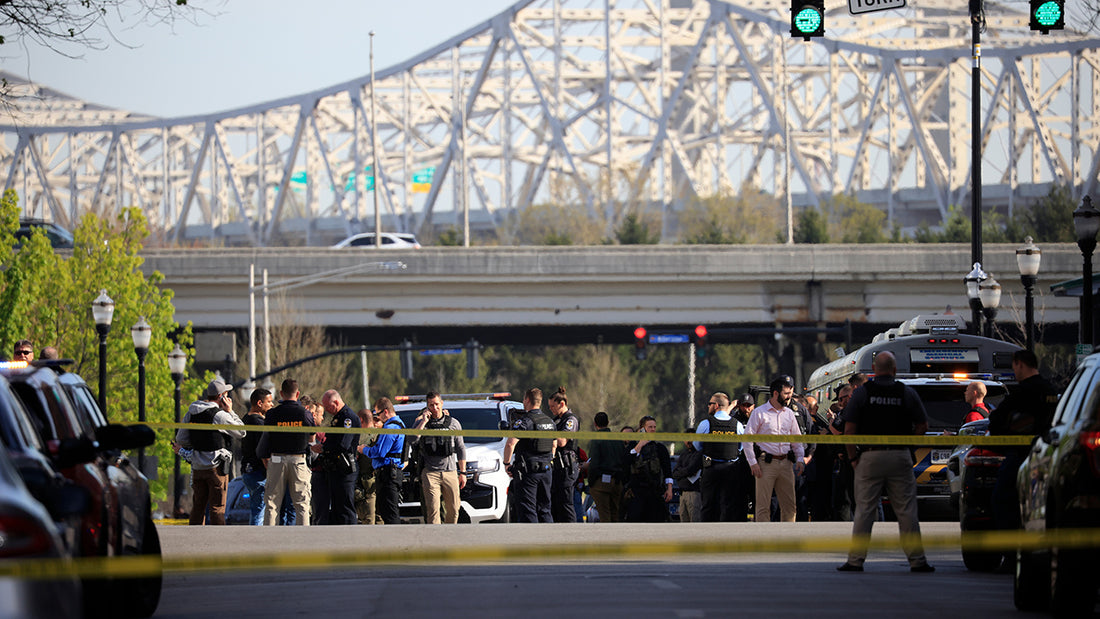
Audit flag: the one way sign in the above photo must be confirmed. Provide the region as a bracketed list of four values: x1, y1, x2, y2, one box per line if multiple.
[849, 0, 906, 15]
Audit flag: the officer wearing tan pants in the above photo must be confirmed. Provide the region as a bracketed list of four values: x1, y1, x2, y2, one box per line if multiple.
[743, 375, 805, 523]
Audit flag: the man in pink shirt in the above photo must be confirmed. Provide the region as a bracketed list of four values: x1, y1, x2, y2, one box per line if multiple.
[743, 375, 805, 522]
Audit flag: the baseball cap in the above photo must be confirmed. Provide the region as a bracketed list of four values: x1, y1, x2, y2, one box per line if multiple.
[738, 393, 755, 406]
[204, 378, 234, 398]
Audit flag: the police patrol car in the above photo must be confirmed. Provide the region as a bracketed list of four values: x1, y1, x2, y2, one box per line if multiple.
[394, 393, 522, 523]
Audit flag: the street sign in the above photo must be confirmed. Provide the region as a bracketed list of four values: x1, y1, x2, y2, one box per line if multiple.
[420, 348, 463, 356]
[650, 334, 690, 344]
[848, 0, 905, 15]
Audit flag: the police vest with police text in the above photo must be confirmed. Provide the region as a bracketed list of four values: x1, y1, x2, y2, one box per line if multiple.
[701, 415, 740, 460]
[517, 410, 555, 458]
[859, 379, 912, 436]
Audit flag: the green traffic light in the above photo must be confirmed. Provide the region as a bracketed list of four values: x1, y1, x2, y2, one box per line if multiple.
[1033, 0, 1062, 27]
[793, 6, 823, 34]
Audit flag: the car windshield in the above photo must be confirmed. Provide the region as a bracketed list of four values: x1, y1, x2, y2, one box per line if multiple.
[913, 383, 1007, 431]
[397, 405, 504, 444]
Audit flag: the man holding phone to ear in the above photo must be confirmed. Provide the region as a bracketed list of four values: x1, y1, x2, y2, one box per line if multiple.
[174, 377, 245, 525]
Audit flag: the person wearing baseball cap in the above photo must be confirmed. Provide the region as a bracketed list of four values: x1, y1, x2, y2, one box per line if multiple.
[174, 376, 245, 525]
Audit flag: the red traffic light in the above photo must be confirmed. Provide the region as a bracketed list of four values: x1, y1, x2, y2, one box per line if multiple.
[694, 325, 708, 339]
[634, 327, 647, 340]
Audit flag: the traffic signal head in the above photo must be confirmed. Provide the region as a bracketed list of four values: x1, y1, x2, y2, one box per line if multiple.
[1030, 0, 1064, 33]
[692, 325, 710, 359]
[791, 0, 825, 40]
[633, 327, 647, 361]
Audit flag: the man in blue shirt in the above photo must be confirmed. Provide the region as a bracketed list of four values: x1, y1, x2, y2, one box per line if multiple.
[360, 397, 405, 524]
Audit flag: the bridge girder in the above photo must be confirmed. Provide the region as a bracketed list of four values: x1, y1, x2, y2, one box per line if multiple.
[1, 0, 1099, 244]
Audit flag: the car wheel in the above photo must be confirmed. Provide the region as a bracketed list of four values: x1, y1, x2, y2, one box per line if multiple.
[118, 513, 163, 618]
[1050, 547, 1098, 616]
[1014, 549, 1050, 611]
[962, 549, 1002, 572]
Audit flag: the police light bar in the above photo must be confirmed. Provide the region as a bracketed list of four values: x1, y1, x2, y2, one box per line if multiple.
[0, 361, 29, 369]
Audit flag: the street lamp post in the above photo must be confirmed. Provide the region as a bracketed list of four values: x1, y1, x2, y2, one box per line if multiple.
[979, 274, 1001, 339]
[969, 0, 984, 277]
[131, 317, 152, 475]
[91, 290, 115, 414]
[1074, 195, 1100, 349]
[965, 262, 987, 335]
[167, 343, 187, 517]
[1016, 237, 1042, 351]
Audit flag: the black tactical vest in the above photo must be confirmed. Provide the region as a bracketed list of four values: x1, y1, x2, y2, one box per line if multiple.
[420, 414, 455, 457]
[701, 415, 740, 460]
[189, 406, 227, 452]
[556, 412, 579, 452]
[518, 410, 555, 458]
[860, 379, 912, 436]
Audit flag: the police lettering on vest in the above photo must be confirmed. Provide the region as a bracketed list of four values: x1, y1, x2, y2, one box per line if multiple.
[701, 415, 740, 461]
[857, 379, 913, 437]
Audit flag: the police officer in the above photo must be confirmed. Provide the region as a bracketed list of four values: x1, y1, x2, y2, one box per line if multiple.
[503, 387, 556, 523]
[988, 349, 1058, 569]
[547, 386, 580, 523]
[694, 392, 744, 521]
[311, 389, 361, 525]
[360, 397, 405, 525]
[258, 379, 315, 526]
[174, 377, 246, 525]
[836, 351, 934, 573]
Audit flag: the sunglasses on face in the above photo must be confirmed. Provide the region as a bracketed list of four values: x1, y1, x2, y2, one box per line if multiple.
[14, 350, 31, 356]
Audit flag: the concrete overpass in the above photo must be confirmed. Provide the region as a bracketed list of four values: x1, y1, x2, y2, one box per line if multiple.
[143, 243, 1083, 348]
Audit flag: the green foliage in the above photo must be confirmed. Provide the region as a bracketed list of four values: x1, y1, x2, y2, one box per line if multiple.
[1015, 184, 1077, 243]
[436, 227, 462, 246]
[508, 201, 605, 246]
[0, 192, 197, 502]
[828, 193, 888, 243]
[793, 207, 829, 244]
[679, 185, 782, 244]
[613, 213, 660, 245]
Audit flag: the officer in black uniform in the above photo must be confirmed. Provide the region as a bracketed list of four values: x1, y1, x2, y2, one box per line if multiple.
[547, 386, 580, 523]
[503, 387, 556, 523]
[694, 392, 743, 521]
[988, 349, 1058, 567]
[312, 389, 361, 525]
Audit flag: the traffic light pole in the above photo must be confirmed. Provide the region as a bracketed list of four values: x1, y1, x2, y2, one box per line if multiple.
[688, 343, 696, 428]
[970, 0, 983, 275]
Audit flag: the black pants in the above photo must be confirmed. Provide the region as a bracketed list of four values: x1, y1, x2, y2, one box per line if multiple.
[625, 485, 668, 523]
[375, 464, 402, 525]
[311, 469, 329, 525]
[325, 466, 358, 525]
[551, 459, 579, 523]
[733, 457, 754, 522]
[514, 461, 553, 523]
[700, 460, 740, 522]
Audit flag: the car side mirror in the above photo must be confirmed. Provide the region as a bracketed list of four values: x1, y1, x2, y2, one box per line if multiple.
[947, 460, 959, 475]
[498, 420, 509, 431]
[54, 436, 97, 468]
[96, 423, 156, 451]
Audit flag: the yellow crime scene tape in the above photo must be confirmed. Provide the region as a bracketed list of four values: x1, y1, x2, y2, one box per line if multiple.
[2, 528, 1099, 580]
[143, 422, 1033, 446]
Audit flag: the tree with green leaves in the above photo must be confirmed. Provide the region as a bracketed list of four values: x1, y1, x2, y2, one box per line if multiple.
[793, 207, 829, 243]
[0, 190, 199, 502]
[679, 185, 782, 245]
[613, 213, 660, 245]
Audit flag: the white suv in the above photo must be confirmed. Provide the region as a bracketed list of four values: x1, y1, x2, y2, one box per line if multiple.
[393, 393, 521, 523]
[331, 232, 421, 249]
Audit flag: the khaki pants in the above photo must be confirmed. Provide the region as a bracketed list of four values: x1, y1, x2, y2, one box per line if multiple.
[589, 478, 623, 523]
[264, 454, 312, 526]
[421, 469, 461, 524]
[847, 449, 927, 566]
[755, 457, 796, 522]
[678, 490, 702, 523]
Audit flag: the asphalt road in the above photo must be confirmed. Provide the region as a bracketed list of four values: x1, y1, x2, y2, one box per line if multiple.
[152, 521, 1040, 618]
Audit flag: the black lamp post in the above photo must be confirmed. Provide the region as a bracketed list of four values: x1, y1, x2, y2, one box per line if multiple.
[167, 343, 187, 517]
[1016, 237, 1042, 351]
[1074, 195, 1100, 350]
[978, 273, 1001, 339]
[965, 262, 987, 335]
[131, 316, 152, 474]
[91, 290, 114, 414]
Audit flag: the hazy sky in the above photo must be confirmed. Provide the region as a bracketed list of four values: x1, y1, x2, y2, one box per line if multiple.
[2, 0, 519, 118]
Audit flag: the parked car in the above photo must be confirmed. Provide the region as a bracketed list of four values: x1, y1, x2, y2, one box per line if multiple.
[945, 418, 1005, 571]
[15, 218, 75, 249]
[393, 393, 521, 523]
[3, 362, 161, 618]
[1015, 352, 1099, 614]
[331, 232, 421, 249]
[0, 438, 84, 619]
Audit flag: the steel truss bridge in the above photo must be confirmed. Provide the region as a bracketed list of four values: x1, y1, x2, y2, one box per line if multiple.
[2, 0, 1100, 246]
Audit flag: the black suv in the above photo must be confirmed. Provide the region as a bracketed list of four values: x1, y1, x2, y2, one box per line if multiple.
[1014, 352, 1099, 614]
[945, 418, 1004, 571]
